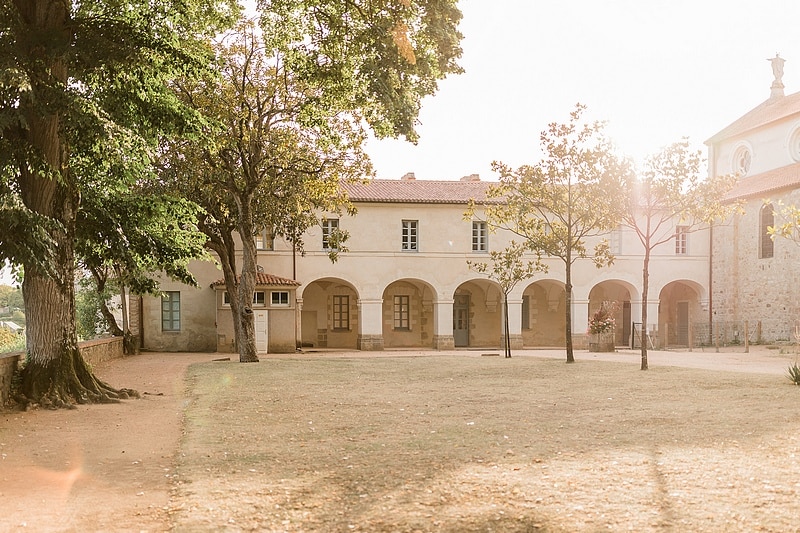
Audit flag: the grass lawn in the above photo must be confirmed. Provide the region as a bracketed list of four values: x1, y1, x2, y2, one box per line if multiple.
[171, 355, 800, 532]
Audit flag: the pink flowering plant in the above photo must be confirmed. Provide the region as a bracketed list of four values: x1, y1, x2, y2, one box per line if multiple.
[588, 302, 618, 334]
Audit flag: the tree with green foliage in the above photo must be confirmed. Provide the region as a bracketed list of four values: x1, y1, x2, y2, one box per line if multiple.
[620, 140, 737, 370]
[163, 4, 463, 363]
[484, 105, 629, 363]
[0, 0, 238, 407]
[467, 241, 545, 358]
[76, 185, 208, 351]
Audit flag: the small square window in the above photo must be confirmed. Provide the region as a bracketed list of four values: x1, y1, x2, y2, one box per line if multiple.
[675, 226, 688, 255]
[253, 291, 266, 306]
[161, 291, 181, 332]
[271, 291, 290, 306]
[472, 221, 488, 252]
[402, 220, 418, 251]
[393, 295, 410, 329]
[333, 295, 349, 330]
[322, 219, 339, 251]
[255, 227, 274, 250]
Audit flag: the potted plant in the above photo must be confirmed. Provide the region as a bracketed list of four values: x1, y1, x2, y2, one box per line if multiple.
[588, 302, 617, 352]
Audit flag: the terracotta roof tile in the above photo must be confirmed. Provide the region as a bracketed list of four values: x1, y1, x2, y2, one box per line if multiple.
[706, 91, 800, 144]
[724, 161, 800, 201]
[342, 178, 495, 204]
[211, 272, 300, 288]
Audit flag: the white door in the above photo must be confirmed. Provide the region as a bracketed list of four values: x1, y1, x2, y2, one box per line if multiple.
[255, 310, 268, 353]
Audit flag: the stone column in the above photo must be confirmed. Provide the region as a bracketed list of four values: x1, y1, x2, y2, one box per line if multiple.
[357, 298, 384, 351]
[501, 298, 524, 349]
[432, 298, 455, 350]
[573, 299, 590, 349]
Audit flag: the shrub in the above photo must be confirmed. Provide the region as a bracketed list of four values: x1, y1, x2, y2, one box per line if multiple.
[787, 362, 800, 386]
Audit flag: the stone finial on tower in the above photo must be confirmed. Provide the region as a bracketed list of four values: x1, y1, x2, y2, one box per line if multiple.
[768, 53, 785, 98]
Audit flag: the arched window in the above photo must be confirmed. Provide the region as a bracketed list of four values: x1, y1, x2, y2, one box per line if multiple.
[760, 204, 775, 259]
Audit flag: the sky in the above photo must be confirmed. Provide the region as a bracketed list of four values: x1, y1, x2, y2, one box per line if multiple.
[364, 0, 800, 181]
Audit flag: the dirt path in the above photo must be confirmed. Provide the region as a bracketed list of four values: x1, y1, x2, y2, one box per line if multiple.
[0, 346, 795, 532]
[0, 352, 209, 532]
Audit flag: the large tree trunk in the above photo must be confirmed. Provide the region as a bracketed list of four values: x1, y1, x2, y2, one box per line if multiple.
[13, 0, 135, 408]
[235, 213, 259, 363]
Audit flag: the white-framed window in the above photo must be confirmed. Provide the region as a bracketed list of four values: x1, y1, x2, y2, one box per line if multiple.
[333, 295, 349, 330]
[760, 204, 775, 259]
[393, 295, 410, 329]
[222, 291, 267, 306]
[472, 221, 488, 252]
[675, 226, 688, 255]
[255, 227, 274, 250]
[402, 220, 418, 251]
[253, 291, 266, 306]
[322, 219, 339, 251]
[161, 291, 181, 331]
[271, 291, 290, 306]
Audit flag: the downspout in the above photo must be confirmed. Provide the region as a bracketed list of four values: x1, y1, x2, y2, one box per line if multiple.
[707, 141, 716, 345]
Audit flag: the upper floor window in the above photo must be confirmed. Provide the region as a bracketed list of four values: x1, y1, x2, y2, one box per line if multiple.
[732, 144, 751, 176]
[609, 226, 623, 255]
[161, 291, 181, 332]
[472, 221, 488, 252]
[402, 220, 418, 251]
[760, 204, 775, 259]
[322, 219, 339, 251]
[675, 226, 688, 255]
[333, 295, 349, 330]
[255, 227, 274, 250]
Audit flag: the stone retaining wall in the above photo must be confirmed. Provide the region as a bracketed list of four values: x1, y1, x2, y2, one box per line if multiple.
[0, 337, 124, 407]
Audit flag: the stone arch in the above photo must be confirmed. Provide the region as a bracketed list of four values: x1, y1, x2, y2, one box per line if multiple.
[658, 279, 704, 348]
[452, 278, 503, 348]
[299, 277, 360, 349]
[381, 278, 437, 348]
[588, 279, 638, 346]
[520, 279, 566, 347]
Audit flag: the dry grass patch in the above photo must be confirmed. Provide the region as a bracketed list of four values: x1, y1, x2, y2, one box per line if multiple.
[170, 355, 800, 532]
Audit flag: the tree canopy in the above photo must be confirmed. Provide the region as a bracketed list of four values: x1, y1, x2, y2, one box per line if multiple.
[480, 105, 629, 363]
[619, 139, 736, 369]
[161, 4, 463, 362]
[0, 0, 239, 407]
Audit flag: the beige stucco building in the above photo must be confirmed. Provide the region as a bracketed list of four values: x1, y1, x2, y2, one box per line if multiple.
[133, 172, 707, 353]
[132, 57, 800, 354]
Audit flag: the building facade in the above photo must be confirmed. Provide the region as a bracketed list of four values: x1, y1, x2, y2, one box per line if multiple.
[134, 172, 708, 353]
[134, 60, 800, 355]
[707, 54, 800, 344]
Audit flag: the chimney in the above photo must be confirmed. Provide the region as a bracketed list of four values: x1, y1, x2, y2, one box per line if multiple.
[401, 172, 416, 181]
[460, 174, 480, 182]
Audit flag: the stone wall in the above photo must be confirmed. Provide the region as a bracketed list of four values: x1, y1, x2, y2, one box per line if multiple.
[712, 193, 800, 343]
[0, 337, 124, 407]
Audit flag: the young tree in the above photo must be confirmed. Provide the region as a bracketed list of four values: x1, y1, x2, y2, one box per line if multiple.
[467, 242, 545, 358]
[620, 140, 736, 370]
[486, 105, 628, 363]
[164, 4, 463, 362]
[0, 0, 237, 407]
